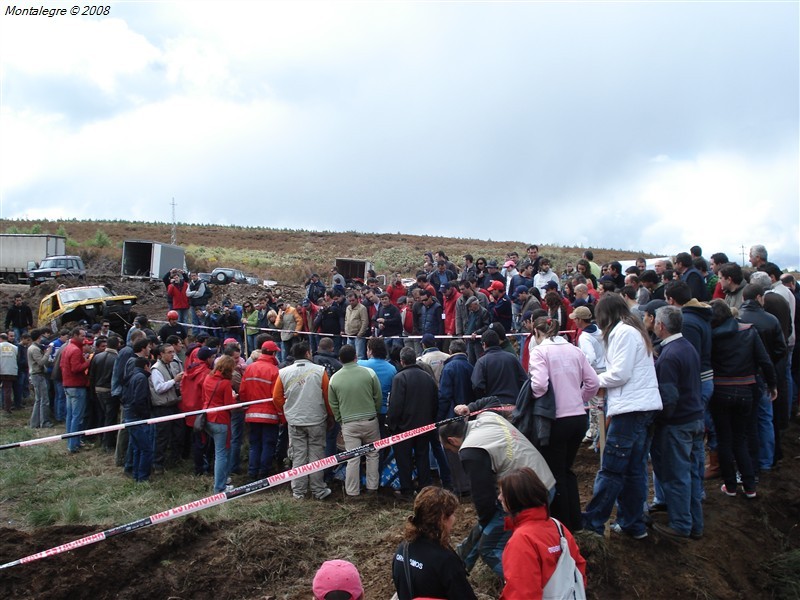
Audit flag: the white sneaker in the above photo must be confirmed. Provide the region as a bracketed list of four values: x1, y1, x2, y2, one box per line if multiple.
[315, 488, 332, 500]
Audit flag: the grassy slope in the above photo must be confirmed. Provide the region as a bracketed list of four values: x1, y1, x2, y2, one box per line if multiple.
[1, 219, 654, 284]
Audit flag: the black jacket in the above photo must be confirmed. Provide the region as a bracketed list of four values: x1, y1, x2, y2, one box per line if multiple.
[392, 537, 476, 600]
[314, 304, 344, 335]
[89, 349, 118, 390]
[420, 301, 443, 336]
[4, 304, 33, 329]
[738, 300, 788, 364]
[655, 336, 703, 425]
[313, 351, 342, 378]
[680, 267, 709, 302]
[471, 346, 527, 404]
[387, 364, 438, 433]
[711, 318, 775, 389]
[681, 302, 713, 375]
[122, 366, 151, 420]
[374, 303, 403, 338]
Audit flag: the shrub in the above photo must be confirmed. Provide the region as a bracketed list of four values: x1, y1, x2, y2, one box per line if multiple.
[89, 229, 111, 248]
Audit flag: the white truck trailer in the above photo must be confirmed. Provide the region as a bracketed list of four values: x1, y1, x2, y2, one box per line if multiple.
[121, 240, 186, 280]
[0, 234, 67, 284]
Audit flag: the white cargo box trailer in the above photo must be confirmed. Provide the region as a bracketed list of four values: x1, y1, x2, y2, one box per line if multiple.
[0, 234, 66, 284]
[121, 240, 186, 280]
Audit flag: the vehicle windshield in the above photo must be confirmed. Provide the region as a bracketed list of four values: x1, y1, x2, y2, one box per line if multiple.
[39, 259, 65, 269]
[59, 287, 113, 303]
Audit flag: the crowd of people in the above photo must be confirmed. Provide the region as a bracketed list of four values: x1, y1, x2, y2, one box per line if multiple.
[1, 241, 798, 598]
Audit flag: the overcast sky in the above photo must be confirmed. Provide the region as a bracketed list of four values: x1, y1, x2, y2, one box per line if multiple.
[1, 1, 798, 268]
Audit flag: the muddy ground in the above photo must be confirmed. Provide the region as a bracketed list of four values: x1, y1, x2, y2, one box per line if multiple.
[0, 423, 798, 599]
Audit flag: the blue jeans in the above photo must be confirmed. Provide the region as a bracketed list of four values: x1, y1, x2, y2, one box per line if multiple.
[701, 379, 716, 451]
[651, 419, 705, 536]
[64, 387, 87, 452]
[246, 334, 259, 356]
[127, 422, 154, 482]
[207, 421, 230, 492]
[457, 509, 512, 577]
[756, 379, 775, 470]
[350, 337, 367, 361]
[13, 371, 29, 408]
[176, 308, 190, 325]
[229, 410, 246, 474]
[324, 421, 341, 482]
[583, 410, 656, 537]
[191, 306, 206, 335]
[384, 337, 404, 354]
[55, 381, 67, 422]
[429, 438, 452, 488]
[247, 422, 279, 478]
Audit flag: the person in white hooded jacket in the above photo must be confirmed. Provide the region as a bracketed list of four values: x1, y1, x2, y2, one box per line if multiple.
[582, 294, 662, 540]
[570, 305, 606, 446]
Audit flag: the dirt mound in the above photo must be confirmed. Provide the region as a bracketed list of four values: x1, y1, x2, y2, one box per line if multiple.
[0, 273, 307, 331]
[0, 516, 328, 600]
[1, 424, 798, 599]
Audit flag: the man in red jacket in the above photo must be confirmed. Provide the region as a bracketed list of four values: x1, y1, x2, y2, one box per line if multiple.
[168, 275, 191, 324]
[61, 327, 92, 453]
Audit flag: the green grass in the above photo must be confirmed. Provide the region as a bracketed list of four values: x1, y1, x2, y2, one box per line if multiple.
[0, 411, 305, 530]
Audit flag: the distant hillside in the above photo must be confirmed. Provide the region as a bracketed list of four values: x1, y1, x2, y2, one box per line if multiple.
[0, 219, 655, 284]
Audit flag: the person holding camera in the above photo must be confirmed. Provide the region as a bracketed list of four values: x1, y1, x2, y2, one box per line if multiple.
[167, 271, 191, 324]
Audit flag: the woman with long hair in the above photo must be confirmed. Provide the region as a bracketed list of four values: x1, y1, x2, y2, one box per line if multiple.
[391, 486, 476, 600]
[576, 259, 597, 290]
[563, 279, 577, 304]
[475, 257, 489, 289]
[498, 467, 586, 599]
[582, 294, 662, 539]
[202, 354, 237, 493]
[528, 316, 599, 531]
[544, 291, 568, 332]
[708, 300, 776, 498]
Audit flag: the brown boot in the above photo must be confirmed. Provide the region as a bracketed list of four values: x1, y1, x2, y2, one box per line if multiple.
[704, 450, 720, 479]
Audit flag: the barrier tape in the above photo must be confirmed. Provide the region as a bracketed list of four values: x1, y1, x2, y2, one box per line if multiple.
[0, 410, 510, 570]
[0, 398, 273, 452]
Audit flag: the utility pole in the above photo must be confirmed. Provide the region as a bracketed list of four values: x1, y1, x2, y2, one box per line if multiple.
[171, 197, 177, 245]
[740, 244, 746, 266]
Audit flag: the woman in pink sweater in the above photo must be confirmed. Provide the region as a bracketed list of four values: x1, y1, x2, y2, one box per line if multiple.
[528, 317, 599, 531]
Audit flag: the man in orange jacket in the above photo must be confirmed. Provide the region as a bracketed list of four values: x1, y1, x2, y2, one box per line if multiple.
[240, 340, 284, 481]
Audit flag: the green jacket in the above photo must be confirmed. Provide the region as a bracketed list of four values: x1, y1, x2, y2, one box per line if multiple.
[244, 310, 260, 336]
[328, 362, 381, 423]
